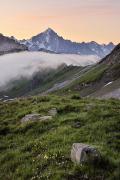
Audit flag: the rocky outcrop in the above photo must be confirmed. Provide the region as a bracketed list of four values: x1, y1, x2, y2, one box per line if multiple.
[99, 43, 120, 81]
[100, 43, 120, 65]
[21, 114, 41, 123]
[71, 143, 100, 164]
[21, 108, 57, 123]
[21, 113, 52, 123]
[0, 34, 27, 55]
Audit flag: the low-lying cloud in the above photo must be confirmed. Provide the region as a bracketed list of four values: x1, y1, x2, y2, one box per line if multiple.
[0, 51, 99, 88]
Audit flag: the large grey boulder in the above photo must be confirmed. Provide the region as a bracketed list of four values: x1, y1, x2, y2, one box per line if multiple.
[71, 143, 100, 164]
[21, 109, 57, 123]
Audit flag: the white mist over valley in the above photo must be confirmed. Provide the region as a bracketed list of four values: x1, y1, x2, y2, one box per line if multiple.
[0, 51, 99, 88]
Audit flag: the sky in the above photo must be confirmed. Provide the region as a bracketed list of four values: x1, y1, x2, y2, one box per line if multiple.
[0, 0, 120, 44]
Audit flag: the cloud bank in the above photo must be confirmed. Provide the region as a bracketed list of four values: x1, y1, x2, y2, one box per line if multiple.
[0, 51, 99, 88]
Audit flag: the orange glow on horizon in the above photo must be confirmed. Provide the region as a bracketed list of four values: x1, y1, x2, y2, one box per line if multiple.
[0, 0, 120, 44]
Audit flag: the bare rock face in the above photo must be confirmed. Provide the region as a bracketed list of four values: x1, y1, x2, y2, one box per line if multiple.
[71, 143, 100, 164]
[48, 108, 57, 117]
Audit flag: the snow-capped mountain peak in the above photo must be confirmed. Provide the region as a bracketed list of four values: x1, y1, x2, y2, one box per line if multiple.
[44, 28, 56, 34]
[20, 28, 115, 58]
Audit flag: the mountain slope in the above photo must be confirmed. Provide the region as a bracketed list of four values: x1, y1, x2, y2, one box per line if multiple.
[20, 28, 115, 58]
[0, 34, 27, 55]
[0, 64, 86, 98]
[59, 44, 120, 98]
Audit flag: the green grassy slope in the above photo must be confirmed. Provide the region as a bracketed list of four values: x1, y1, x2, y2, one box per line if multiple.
[0, 95, 120, 179]
[55, 64, 109, 96]
[57, 45, 120, 97]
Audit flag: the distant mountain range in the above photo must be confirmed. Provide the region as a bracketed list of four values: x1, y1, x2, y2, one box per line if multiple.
[20, 28, 115, 58]
[0, 28, 115, 58]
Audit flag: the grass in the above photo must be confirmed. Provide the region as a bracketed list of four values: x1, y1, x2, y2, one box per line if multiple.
[0, 95, 120, 179]
[68, 64, 108, 86]
[54, 64, 109, 97]
[75, 65, 107, 84]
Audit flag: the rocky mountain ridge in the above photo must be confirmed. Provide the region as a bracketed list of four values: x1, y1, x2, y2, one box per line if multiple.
[20, 28, 115, 58]
[0, 34, 27, 55]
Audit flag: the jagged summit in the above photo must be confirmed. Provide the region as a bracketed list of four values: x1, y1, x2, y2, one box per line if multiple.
[44, 28, 56, 34]
[20, 28, 115, 58]
[35, 28, 57, 38]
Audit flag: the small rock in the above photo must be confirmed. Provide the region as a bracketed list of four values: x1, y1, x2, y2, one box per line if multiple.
[21, 114, 41, 123]
[86, 104, 95, 111]
[39, 116, 52, 121]
[71, 143, 100, 164]
[48, 108, 57, 116]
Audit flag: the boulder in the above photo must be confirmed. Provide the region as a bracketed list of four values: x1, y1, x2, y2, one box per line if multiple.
[21, 114, 52, 123]
[71, 143, 100, 164]
[48, 108, 57, 116]
[39, 116, 52, 121]
[21, 113, 41, 123]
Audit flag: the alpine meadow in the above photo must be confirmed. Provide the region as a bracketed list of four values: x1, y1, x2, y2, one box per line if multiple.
[0, 1, 120, 180]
